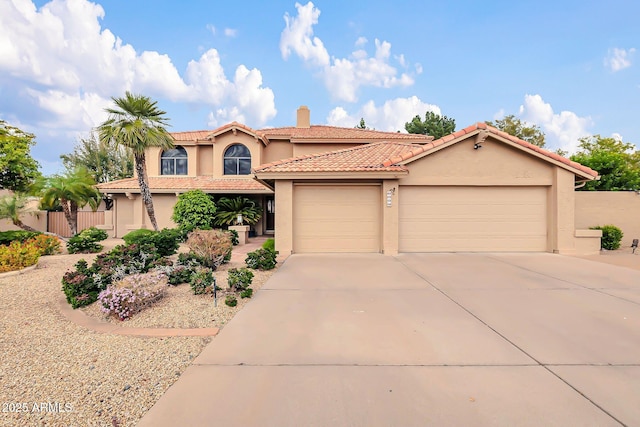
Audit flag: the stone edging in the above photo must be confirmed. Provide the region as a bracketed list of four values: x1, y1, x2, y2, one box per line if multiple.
[0, 262, 39, 279]
[59, 297, 219, 337]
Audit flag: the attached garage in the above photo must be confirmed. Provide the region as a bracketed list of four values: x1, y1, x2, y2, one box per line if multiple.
[399, 186, 548, 252]
[293, 184, 381, 253]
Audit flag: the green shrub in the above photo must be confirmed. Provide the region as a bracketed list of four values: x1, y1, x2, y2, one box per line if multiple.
[240, 288, 253, 299]
[262, 238, 275, 251]
[227, 267, 254, 291]
[0, 230, 41, 246]
[227, 229, 239, 246]
[122, 228, 180, 257]
[62, 260, 98, 308]
[0, 240, 41, 273]
[167, 265, 196, 285]
[591, 225, 624, 250]
[177, 252, 205, 267]
[245, 248, 278, 270]
[189, 267, 215, 295]
[27, 234, 62, 255]
[225, 295, 238, 307]
[172, 190, 217, 231]
[185, 229, 232, 270]
[214, 196, 262, 226]
[67, 227, 108, 254]
[122, 229, 154, 245]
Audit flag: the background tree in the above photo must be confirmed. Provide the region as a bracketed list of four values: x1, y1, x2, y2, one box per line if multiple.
[61, 134, 133, 183]
[0, 120, 41, 192]
[405, 111, 456, 139]
[355, 118, 368, 130]
[0, 193, 38, 232]
[486, 115, 546, 147]
[40, 168, 102, 235]
[98, 92, 174, 231]
[570, 135, 640, 191]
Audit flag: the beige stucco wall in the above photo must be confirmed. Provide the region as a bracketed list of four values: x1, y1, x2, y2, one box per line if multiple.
[575, 191, 640, 247]
[211, 133, 263, 177]
[262, 141, 293, 164]
[274, 180, 293, 256]
[401, 137, 553, 186]
[198, 145, 214, 175]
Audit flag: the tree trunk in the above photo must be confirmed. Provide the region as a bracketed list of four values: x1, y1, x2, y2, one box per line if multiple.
[134, 152, 159, 231]
[13, 219, 38, 232]
[61, 198, 78, 236]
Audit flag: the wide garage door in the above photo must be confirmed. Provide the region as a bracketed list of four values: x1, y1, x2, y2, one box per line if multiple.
[294, 185, 380, 253]
[399, 186, 547, 252]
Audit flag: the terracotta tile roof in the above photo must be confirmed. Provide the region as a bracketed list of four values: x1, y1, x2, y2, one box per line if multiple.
[96, 177, 272, 193]
[171, 130, 211, 141]
[254, 142, 419, 173]
[258, 125, 433, 141]
[381, 123, 598, 179]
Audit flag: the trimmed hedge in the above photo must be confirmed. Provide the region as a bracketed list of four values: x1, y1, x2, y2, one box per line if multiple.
[0, 230, 41, 246]
[591, 225, 624, 250]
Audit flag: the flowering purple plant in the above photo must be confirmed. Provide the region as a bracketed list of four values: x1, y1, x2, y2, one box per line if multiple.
[98, 272, 167, 320]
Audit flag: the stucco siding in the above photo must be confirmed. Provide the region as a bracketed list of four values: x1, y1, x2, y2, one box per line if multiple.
[575, 191, 640, 247]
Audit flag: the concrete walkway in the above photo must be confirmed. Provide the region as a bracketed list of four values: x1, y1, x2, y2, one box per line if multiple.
[138, 253, 640, 427]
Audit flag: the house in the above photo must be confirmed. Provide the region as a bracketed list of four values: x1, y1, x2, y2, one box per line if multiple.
[97, 106, 601, 256]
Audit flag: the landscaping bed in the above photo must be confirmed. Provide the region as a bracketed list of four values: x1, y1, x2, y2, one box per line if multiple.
[0, 239, 277, 426]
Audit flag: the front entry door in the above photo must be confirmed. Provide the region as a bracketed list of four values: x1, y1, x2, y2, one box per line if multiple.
[266, 196, 275, 232]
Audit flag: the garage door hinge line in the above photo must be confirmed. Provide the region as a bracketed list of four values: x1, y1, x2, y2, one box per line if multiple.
[394, 256, 628, 427]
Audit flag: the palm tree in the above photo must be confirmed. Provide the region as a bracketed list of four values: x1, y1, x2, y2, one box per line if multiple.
[97, 92, 174, 231]
[0, 193, 38, 232]
[40, 168, 102, 235]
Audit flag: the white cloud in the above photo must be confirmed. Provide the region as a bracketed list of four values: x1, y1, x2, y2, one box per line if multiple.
[518, 94, 592, 153]
[492, 108, 505, 121]
[326, 96, 441, 132]
[611, 132, 623, 142]
[604, 47, 635, 72]
[206, 24, 216, 35]
[224, 28, 237, 38]
[280, 2, 415, 102]
[280, 1, 330, 67]
[0, 0, 276, 135]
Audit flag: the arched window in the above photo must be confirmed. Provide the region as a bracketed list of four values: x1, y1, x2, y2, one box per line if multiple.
[161, 146, 188, 175]
[223, 144, 251, 175]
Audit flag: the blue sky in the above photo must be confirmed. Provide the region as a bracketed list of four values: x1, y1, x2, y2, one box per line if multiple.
[1, 0, 638, 175]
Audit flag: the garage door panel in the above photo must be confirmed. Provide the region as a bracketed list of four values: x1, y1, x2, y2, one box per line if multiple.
[400, 187, 547, 252]
[294, 185, 380, 253]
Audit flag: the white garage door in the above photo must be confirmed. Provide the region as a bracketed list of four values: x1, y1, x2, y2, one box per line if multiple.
[399, 186, 548, 252]
[294, 185, 380, 253]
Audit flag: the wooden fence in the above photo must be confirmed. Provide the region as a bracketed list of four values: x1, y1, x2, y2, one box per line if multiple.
[47, 211, 105, 237]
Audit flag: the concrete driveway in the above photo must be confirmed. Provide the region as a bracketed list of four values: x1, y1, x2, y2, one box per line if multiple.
[138, 253, 640, 427]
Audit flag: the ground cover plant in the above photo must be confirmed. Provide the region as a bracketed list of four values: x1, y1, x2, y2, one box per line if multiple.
[98, 271, 167, 320]
[245, 247, 278, 270]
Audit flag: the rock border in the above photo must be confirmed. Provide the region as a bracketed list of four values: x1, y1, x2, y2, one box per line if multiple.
[58, 297, 219, 337]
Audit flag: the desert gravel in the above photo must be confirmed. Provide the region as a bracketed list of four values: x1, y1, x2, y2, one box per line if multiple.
[0, 246, 275, 426]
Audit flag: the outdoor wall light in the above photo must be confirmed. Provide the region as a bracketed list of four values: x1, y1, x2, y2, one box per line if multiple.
[474, 142, 482, 149]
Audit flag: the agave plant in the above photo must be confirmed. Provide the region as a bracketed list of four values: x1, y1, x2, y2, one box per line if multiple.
[213, 196, 262, 226]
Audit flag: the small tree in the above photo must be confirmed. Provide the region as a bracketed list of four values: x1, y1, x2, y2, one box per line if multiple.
[40, 168, 102, 235]
[486, 115, 546, 148]
[214, 196, 262, 226]
[355, 118, 368, 130]
[405, 111, 456, 139]
[172, 190, 217, 231]
[0, 193, 38, 232]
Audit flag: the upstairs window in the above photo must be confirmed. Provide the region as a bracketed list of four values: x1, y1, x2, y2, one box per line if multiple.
[161, 146, 188, 175]
[224, 144, 251, 175]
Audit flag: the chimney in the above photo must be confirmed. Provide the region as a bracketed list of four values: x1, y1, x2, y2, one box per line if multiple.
[296, 105, 310, 128]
